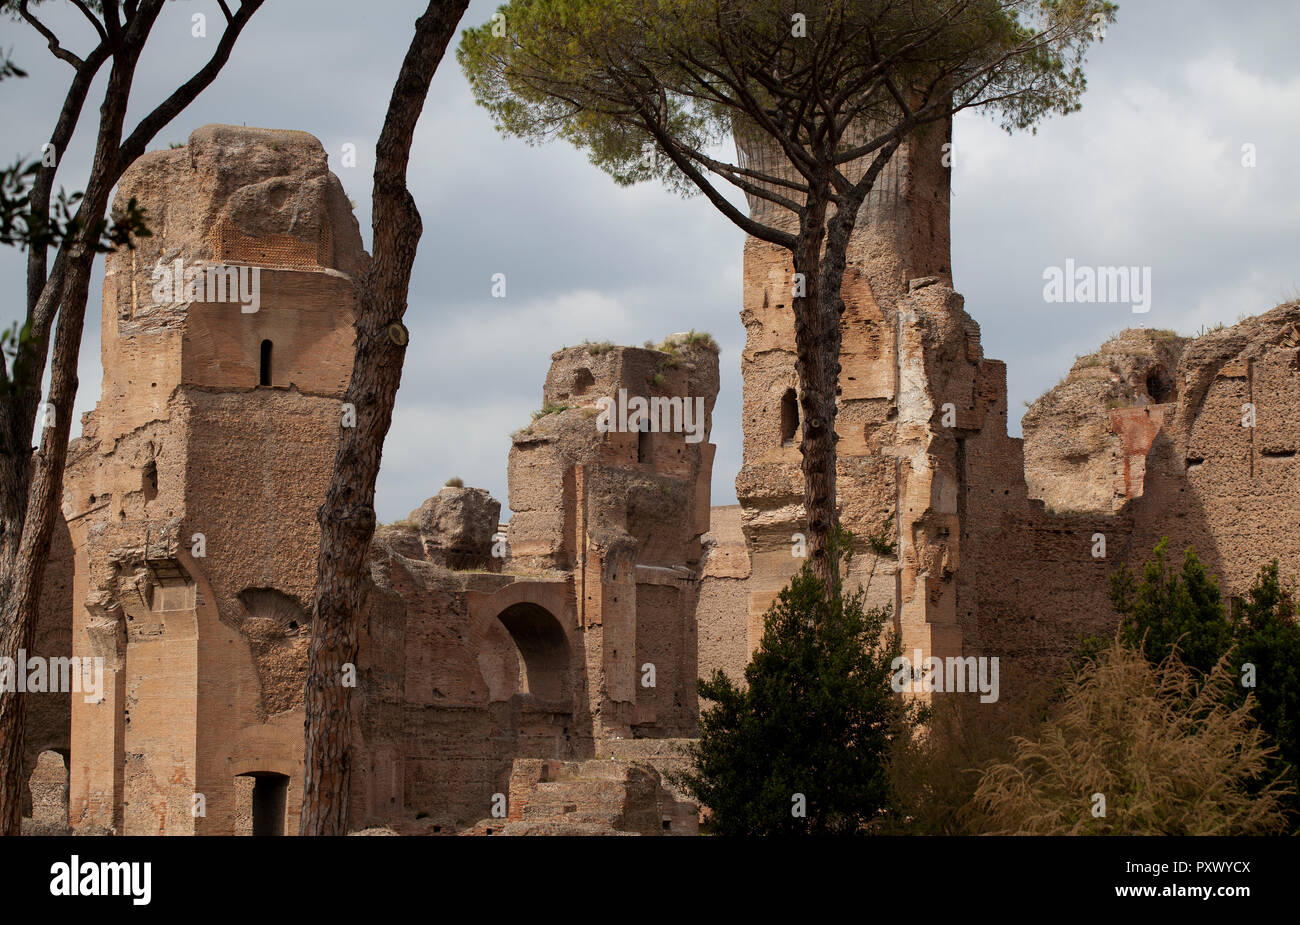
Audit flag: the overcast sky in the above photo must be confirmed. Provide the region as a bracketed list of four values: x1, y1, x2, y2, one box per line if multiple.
[3, 0, 1298, 523]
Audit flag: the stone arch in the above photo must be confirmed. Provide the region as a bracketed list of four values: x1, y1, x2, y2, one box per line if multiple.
[495, 602, 570, 703]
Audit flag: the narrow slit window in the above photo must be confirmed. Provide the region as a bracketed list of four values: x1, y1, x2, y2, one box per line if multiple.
[780, 389, 799, 446]
[259, 339, 273, 386]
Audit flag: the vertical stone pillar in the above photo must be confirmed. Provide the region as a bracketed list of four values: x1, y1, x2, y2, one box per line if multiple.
[733, 115, 956, 673]
[70, 602, 125, 832]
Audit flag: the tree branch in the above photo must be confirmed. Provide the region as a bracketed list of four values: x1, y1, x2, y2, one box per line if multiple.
[19, 0, 84, 68]
[26, 40, 112, 318]
[115, 0, 265, 174]
[633, 99, 796, 250]
[68, 0, 108, 44]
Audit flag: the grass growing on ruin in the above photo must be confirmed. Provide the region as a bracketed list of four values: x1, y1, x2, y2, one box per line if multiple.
[682, 329, 719, 352]
[657, 330, 719, 354]
[444, 476, 464, 488]
[531, 399, 572, 420]
[651, 340, 682, 368]
[583, 339, 614, 355]
[645, 330, 720, 369]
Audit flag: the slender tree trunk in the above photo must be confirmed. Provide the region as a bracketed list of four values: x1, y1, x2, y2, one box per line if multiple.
[0, 0, 260, 834]
[0, 251, 94, 834]
[791, 191, 839, 592]
[788, 140, 902, 596]
[300, 0, 469, 836]
[0, 31, 149, 832]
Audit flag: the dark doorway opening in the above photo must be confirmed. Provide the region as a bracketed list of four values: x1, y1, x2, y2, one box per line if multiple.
[259, 339, 273, 386]
[1145, 367, 1172, 403]
[142, 459, 158, 502]
[243, 772, 288, 836]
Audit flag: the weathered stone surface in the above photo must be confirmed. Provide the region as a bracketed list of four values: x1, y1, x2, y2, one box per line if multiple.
[47, 125, 363, 835]
[28, 750, 68, 832]
[1024, 329, 1189, 513]
[408, 486, 502, 568]
[505, 338, 720, 738]
[718, 106, 1300, 705]
[461, 756, 696, 836]
[41, 134, 723, 833]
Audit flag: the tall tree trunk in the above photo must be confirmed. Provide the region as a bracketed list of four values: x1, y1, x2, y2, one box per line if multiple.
[791, 192, 838, 592]
[789, 140, 902, 597]
[0, 0, 261, 834]
[300, 0, 469, 836]
[0, 250, 94, 834]
[0, 25, 151, 832]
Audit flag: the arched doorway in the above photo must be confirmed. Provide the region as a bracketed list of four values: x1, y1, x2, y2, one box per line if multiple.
[495, 602, 570, 703]
[235, 771, 289, 836]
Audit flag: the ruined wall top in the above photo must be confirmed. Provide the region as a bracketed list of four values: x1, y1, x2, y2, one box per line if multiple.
[88, 125, 363, 443]
[732, 116, 953, 294]
[1023, 328, 1190, 513]
[507, 338, 720, 571]
[114, 124, 367, 278]
[1023, 307, 1300, 516]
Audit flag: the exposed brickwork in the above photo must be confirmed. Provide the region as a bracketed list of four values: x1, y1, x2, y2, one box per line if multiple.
[210, 216, 332, 271]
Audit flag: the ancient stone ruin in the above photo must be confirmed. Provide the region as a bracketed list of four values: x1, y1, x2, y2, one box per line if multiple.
[20, 122, 1300, 834]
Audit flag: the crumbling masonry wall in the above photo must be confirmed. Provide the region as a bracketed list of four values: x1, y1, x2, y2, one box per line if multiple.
[716, 117, 961, 677]
[703, 112, 1300, 699]
[59, 125, 364, 834]
[1026, 306, 1300, 597]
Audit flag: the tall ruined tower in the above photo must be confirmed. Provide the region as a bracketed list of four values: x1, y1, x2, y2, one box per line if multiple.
[733, 117, 995, 668]
[506, 340, 719, 740]
[63, 125, 363, 834]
